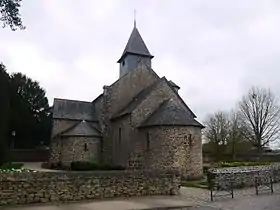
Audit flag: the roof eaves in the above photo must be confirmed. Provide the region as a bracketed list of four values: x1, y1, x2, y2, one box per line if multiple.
[52, 121, 81, 139]
[138, 123, 205, 129]
[163, 77, 197, 118]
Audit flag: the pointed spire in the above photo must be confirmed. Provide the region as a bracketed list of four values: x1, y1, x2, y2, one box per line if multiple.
[134, 9, 136, 28]
[117, 24, 153, 63]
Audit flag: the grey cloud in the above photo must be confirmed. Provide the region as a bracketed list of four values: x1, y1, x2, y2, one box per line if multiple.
[1, 0, 280, 125]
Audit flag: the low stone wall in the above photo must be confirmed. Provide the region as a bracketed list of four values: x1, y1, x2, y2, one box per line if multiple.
[208, 164, 280, 189]
[0, 170, 180, 206]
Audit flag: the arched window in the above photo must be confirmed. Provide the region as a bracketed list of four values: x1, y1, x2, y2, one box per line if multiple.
[84, 142, 88, 151]
[118, 127, 122, 144]
[184, 134, 193, 146]
[146, 132, 150, 151]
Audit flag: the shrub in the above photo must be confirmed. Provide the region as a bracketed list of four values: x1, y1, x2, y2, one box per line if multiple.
[71, 161, 98, 171]
[41, 162, 49, 169]
[203, 165, 210, 173]
[217, 161, 271, 168]
[47, 161, 62, 170]
[0, 162, 23, 170]
[70, 161, 125, 171]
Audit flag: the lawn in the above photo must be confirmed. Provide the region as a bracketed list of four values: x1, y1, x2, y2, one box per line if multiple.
[181, 176, 209, 189]
[0, 162, 23, 170]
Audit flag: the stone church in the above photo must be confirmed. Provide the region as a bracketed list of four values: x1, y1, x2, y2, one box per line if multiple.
[49, 23, 204, 179]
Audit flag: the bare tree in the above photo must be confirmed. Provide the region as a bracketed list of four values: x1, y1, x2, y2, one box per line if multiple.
[203, 111, 231, 160]
[238, 87, 280, 152]
[227, 111, 245, 160]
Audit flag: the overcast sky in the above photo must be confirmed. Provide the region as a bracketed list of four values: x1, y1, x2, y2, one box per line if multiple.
[1, 0, 280, 123]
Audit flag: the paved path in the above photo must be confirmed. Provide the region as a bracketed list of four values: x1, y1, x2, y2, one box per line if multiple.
[180, 184, 280, 210]
[22, 162, 62, 172]
[3, 185, 280, 210]
[1, 196, 194, 210]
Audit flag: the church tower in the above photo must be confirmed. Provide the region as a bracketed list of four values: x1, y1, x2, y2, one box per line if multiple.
[117, 23, 154, 78]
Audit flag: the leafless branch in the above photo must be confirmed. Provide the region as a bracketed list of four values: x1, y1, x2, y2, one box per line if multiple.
[238, 86, 280, 149]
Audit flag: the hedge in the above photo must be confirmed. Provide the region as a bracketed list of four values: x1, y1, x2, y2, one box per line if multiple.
[0, 162, 23, 170]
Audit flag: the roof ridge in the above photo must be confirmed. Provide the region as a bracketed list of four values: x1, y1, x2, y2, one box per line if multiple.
[54, 98, 91, 104]
[91, 93, 103, 104]
[111, 77, 164, 120]
[138, 99, 170, 127]
[87, 121, 103, 135]
[162, 77, 197, 118]
[60, 120, 102, 137]
[105, 60, 160, 98]
[53, 120, 81, 138]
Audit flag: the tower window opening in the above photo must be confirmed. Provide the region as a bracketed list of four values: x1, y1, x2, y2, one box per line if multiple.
[146, 132, 150, 151]
[84, 143, 88, 151]
[118, 127, 122, 144]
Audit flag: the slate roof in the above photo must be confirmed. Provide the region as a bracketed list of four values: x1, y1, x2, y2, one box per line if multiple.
[117, 26, 154, 63]
[52, 98, 98, 121]
[92, 93, 103, 104]
[111, 78, 163, 120]
[138, 99, 204, 128]
[169, 80, 180, 89]
[60, 120, 102, 137]
[111, 76, 197, 120]
[163, 77, 196, 118]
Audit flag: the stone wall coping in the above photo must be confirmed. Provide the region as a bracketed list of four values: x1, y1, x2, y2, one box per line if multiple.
[0, 169, 179, 181]
[208, 163, 280, 174]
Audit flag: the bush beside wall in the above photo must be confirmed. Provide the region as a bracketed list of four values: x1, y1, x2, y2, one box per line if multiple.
[0, 170, 180, 206]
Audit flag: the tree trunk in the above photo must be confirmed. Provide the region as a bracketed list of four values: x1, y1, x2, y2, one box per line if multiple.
[232, 140, 236, 161]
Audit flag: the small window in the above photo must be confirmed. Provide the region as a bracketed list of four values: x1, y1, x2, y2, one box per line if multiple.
[122, 60, 125, 66]
[146, 132, 150, 151]
[84, 143, 88, 151]
[118, 127, 122, 144]
[188, 134, 193, 146]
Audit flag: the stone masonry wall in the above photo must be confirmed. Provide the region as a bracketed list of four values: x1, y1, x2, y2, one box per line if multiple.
[49, 119, 78, 163]
[0, 170, 180, 206]
[60, 136, 101, 167]
[110, 115, 149, 170]
[101, 63, 159, 164]
[131, 78, 194, 127]
[104, 62, 159, 118]
[208, 164, 280, 189]
[146, 126, 203, 180]
[111, 116, 134, 167]
[108, 77, 203, 177]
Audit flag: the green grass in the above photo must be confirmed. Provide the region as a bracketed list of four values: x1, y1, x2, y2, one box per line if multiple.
[181, 177, 209, 189]
[0, 162, 23, 170]
[215, 161, 272, 168]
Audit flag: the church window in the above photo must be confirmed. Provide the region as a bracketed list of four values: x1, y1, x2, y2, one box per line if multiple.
[146, 132, 150, 151]
[84, 142, 88, 151]
[188, 134, 193, 146]
[118, 127, 122, 144]
[122, 60, 125, 66]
